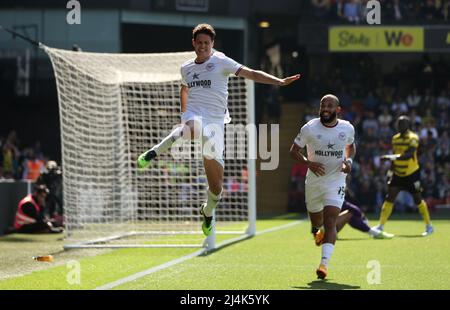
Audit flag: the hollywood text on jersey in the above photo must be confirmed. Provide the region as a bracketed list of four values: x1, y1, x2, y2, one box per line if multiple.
[314, 150, 344, 158]
[187, 80, 212, 88]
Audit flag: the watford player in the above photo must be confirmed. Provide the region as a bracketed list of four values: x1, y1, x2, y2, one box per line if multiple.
[374, 115, 434, 237]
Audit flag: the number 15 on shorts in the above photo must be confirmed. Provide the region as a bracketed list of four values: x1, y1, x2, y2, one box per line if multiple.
[338, 186, 345, 199]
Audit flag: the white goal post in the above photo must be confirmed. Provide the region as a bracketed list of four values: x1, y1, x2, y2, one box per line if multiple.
[43, 46, 256, 249]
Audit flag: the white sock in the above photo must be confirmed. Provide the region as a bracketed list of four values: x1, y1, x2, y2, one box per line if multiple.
[152, 126, 184, 155]
[320, 243, 335, 267]
[202, 188, 222, 217]
[368, 227, 381, 237]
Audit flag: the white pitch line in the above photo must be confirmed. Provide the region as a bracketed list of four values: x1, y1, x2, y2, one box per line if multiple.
[93, 219, 304, 290]
[255, 220, 303, 236]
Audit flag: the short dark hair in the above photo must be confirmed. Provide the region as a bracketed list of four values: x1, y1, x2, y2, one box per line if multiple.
[192, 23, 216, 41]
[320, 94, 340, 106]
[397, 115, 411, 124]
[397, 115, 411, 130]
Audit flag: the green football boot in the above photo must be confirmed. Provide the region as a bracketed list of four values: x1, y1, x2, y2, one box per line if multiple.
[137, 150, 156, 169]
[199, 203, 213, 236]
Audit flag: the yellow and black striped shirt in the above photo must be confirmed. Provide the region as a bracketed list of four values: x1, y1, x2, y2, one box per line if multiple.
[391, 130, 420, 177]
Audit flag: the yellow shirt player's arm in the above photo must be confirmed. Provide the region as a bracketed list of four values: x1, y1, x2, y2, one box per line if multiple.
[180, 85, 188, 113]
[397, 136, 418, 161]
[397, 147, 416, 160]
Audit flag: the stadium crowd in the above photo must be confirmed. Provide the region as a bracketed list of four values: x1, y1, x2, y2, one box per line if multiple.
[290, 55, 450, 214]
[0, 130, 49, 181]
[310, 0, 450, 23]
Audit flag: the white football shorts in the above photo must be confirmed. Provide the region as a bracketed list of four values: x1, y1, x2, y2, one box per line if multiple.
[181, 110, 225, 167]
[305, 176, 346, 213]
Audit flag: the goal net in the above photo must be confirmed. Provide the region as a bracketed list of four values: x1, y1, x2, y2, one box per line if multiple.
[43, 46, 256, 249]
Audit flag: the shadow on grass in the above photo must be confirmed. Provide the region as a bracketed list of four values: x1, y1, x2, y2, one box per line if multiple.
[293, 279, 360, 290]
[0, 236, 39, 243]
[336, 237, 368, 241]
[0, 233, 64, 243]
[395, 234, 424, 238]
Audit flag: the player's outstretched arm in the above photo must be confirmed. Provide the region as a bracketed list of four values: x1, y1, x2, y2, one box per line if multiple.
[380, 147, 415, 161]
[238, 66, 300, 86]
[380, 154, 401, 161]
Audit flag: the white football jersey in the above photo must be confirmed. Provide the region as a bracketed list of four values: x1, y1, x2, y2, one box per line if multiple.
[181, 51, 242, 122]
[294, 118, 355, 182]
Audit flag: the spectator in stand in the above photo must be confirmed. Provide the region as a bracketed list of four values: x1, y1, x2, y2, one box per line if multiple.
[225, 177, 241, 195]
[358, 0, 370, 22]
[379, 122, 394, 150]
[6, 131, 20, 149]
[34, 141, 44, 161]
[363, 91, 378, 112]
[435, 131, 449, 164]
[391, 95, 408, 115]
[420, 120, 439, 141]
[435, 162, 449, 200]
[421, 108, 436, 125]
[422, 88, 435, 111]
[2, 140, 16, 179]
[437, 89, 450, 111]
[336, 0, 346, 20]
[443, 0, 450, 20]
[422, 0, 439, 20]
[378, 106, 393, 127]
[308, 0, 447, 22]
[422, 162, 438, 204]
[391, 0, 404, 21]
[406, 88, 422, 110]
[362, 111, 379, 134]
[343, 0, 361, 24]
[436, 111, 449, 134]
[2, 131, 22, 179]
[409, 108, 422, 131]
[304, 102, 318, 123]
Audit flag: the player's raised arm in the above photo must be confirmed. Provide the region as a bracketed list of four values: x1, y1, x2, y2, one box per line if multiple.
[237, 66, 300, 86]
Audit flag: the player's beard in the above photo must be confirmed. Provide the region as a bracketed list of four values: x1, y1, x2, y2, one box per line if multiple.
[320, 111, 337, 124]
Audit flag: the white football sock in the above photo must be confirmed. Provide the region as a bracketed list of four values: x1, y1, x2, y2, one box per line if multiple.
[320, 243, 335, 267]
[368, 227, 381, 237]
[203, 188, 222, 217]
[152, 126, 184, 155]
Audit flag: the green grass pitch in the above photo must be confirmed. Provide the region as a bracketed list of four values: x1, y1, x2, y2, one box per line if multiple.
[0, 213, 449, 290]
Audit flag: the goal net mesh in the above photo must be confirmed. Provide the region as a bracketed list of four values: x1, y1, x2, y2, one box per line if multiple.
[44, 47, 254, 248]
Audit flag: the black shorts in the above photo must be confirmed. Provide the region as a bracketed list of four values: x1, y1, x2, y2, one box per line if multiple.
[388, 170, 422, 194]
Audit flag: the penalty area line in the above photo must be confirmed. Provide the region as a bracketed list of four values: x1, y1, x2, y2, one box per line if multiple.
[93, 219, 305, 290]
